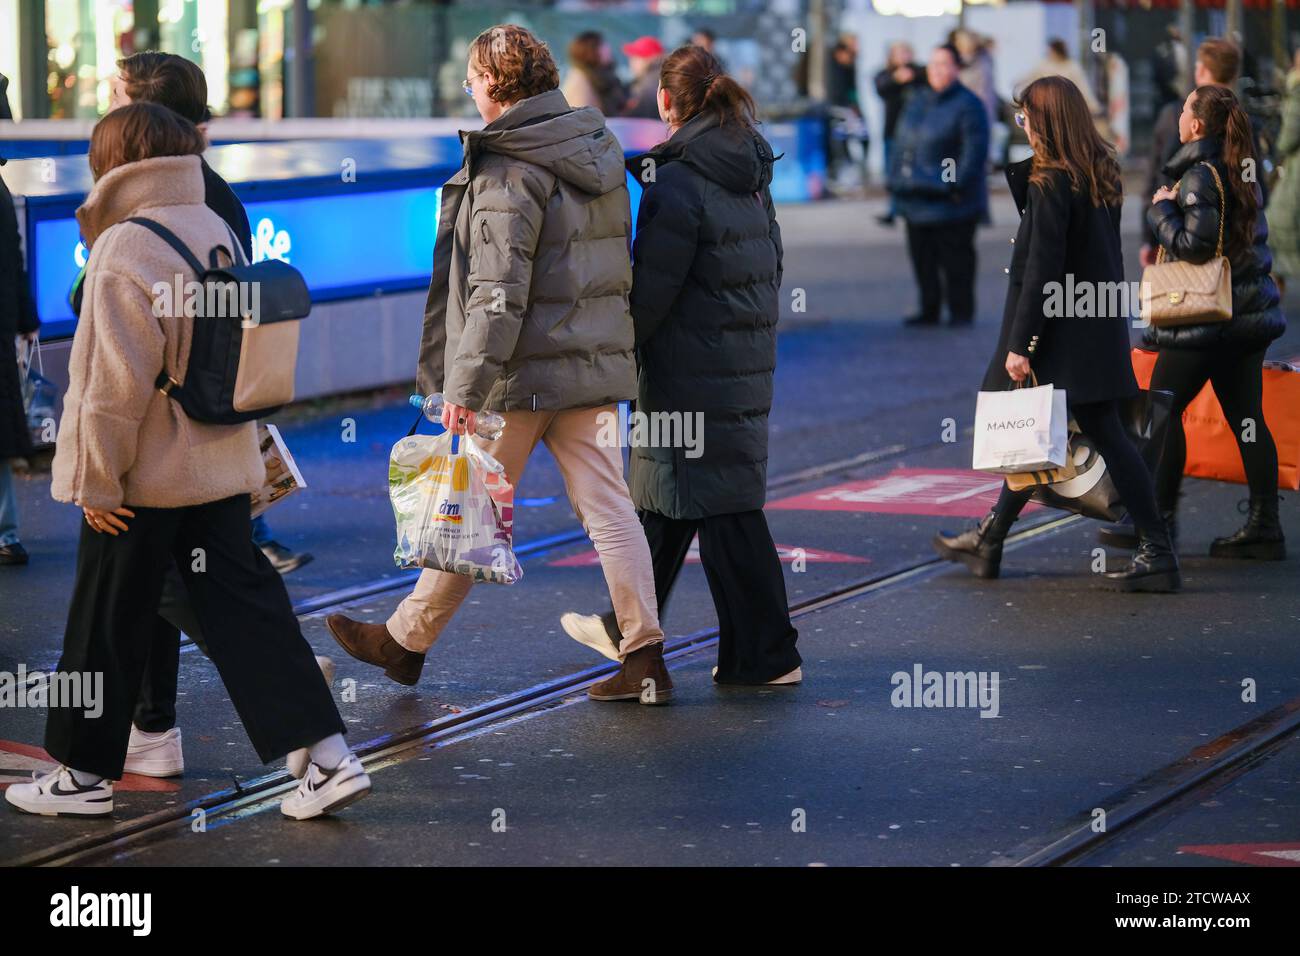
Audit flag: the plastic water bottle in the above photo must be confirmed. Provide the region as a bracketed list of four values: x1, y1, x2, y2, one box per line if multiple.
[410, 393, 505, 441]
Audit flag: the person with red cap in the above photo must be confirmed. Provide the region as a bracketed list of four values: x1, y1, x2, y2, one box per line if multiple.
[622, 36, 666, 119]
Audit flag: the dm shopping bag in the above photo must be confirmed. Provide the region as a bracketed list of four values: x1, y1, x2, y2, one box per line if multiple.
[1132, 348, 1300, 491]
[389, 429, 523, 584]
[972, 373, 1069, 474]
[1026, 389, 1175, 522]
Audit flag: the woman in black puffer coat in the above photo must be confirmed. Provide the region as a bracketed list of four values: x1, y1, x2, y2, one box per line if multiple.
[1145, 85, 1286, 560]
[562, 46, 802, 686]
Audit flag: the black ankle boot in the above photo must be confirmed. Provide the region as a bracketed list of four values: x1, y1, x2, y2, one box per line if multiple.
[1210, 496, 1286, 560]
[933, 511, 1010, 579]
[1098, 509, 1178, 552]
[1103, 527, 1182, 593]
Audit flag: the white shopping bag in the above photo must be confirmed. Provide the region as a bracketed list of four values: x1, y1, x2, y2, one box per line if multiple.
[972, 377, 1069, 474]
[389, 430, 523, 584]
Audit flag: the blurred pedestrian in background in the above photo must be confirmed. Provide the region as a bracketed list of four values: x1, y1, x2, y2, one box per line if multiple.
[1140, 39, 1247, 268]
[874, 41, 926, 225]
[934, 76, 1178, 592]
[690, 27, 723, 69]
[621, 35, 666, 119]
[1267, 49, 1300, 289]
[1137, 86, 1286, 561]
[952, 29, 999, 136]
[1152, 25, 1188, 112]
[1, 161, 40, 566]
[890, 43, 989, 327]
[562, 30, 625, 116]
[826, 33, 868, 193]
[1020, 38, 1100, 116]
[562, 45, 801, 687]
[6, 103, 366, 820]
[328, 24, 670, 702]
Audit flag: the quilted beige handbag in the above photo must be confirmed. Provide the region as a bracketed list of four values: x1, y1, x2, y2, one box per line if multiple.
[1139, 161, 1233, 329]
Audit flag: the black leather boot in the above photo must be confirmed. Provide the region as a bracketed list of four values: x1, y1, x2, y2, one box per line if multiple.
[1102, 527, 1182, 593]
[932, 511, 1011, 579]
[1210, 496, 1286, 560]
[1098, 509, 1178, 552]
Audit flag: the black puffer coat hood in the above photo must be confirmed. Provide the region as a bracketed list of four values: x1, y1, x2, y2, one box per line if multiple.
[624, 113, 782, 519]
[1145, 136, 1285, 350]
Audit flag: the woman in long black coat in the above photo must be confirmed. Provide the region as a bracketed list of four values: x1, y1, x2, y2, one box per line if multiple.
[563, 46, 802, 688]
[0, 164, 40, 565]
[933, 76, 1180, 592]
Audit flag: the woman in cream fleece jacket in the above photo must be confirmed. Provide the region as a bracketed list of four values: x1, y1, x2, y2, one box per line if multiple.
[51, 152, 263, 510]
[6, 103, 370, 822]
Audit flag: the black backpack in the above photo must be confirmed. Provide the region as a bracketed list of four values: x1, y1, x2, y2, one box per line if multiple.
[126, 216, 311, 425]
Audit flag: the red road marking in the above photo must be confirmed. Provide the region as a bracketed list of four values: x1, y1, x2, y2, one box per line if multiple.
[767, 468, 1041, 518]
[549, 541, 869, 568]
[1178, 842, 1300, 867]
[0, 738, 180, 792]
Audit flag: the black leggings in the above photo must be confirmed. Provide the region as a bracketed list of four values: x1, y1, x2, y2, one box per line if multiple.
[992, 399, 1165, 535]
[1150, 346, 1278, 508]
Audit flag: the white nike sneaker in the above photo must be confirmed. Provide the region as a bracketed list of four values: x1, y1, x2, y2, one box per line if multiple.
[287, 655, 339, 780]
[123, 725, 184, 777]
[5, 766, 114, 817]
[280, 753, 371, 820]
[561, 612, 621, 662]
[712, 665, 803, 685]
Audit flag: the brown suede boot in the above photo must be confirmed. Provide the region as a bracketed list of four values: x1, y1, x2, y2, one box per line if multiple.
[326, 614, 425, 686]
[587, 643, 673, 705]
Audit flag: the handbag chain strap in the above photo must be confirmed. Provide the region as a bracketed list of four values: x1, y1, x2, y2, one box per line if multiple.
[1155, 160, 1227, 264]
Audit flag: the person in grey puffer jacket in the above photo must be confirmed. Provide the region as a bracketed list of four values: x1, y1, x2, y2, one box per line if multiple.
[326, 25, 672, 702]
[561, 45, 802, 688]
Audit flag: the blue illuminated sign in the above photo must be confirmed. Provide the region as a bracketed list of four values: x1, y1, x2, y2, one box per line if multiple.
[33, 184, 439, 338]
[32, 172, 642, 340]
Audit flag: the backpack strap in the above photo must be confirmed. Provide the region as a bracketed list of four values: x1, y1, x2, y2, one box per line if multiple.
[124, 217, 205, 403]
[124, 216, 207, 277]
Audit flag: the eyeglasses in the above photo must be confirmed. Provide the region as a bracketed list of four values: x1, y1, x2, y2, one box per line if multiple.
[462, 73, 485, 96]
[1014, 110, 1027, 129]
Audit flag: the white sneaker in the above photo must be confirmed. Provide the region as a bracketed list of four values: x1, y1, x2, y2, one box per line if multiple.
[287, 656, 338, 780]
[280, 753, 371, 820]
[123, 725, 184, 777]
[5, 766, 114, 817]
[561, 612, 621, 662]
[712, 665, 803, 685]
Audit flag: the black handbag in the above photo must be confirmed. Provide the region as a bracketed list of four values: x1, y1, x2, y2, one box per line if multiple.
[125, 216, 310, 425]
[1030, 389, 1175, 522]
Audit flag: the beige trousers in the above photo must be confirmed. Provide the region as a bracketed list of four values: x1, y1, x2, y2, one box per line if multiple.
[387, 404, 663, 658]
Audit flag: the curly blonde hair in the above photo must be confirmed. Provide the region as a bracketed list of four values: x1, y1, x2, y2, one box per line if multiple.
[469, 24, 559, 104]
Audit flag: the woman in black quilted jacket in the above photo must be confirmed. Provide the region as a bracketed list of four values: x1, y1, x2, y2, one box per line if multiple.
[1143, 85, 1286, 560]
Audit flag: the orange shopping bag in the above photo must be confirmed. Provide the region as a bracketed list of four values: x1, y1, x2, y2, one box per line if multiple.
[1131, 348, 1300, 490]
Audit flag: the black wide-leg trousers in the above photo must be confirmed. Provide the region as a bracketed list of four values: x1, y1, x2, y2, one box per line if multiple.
[45, 494, 344, 779]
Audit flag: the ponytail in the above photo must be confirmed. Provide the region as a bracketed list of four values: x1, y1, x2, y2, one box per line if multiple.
[660, 45, 756, 129]
[1192, 85, 1258, 257]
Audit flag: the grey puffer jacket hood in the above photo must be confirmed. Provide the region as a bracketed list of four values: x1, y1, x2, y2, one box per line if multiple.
[417, 88, 637, 412]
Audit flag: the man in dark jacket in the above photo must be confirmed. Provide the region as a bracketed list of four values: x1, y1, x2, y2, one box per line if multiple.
[0, 162, 40, 565]
[890, 43, 990, 326]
